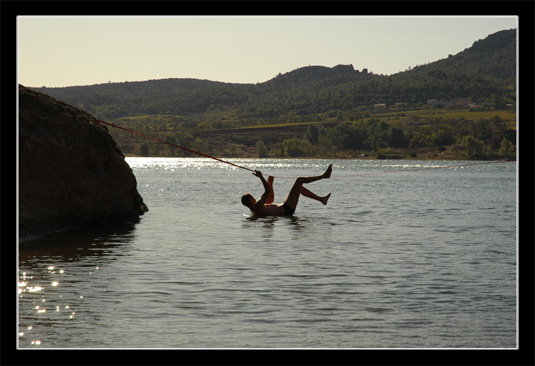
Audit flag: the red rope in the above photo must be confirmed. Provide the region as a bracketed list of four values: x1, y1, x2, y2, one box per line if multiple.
[97, 119, 255, 173]
[98, 119, 514, 179]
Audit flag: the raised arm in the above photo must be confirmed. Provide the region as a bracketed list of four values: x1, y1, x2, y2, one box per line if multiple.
[253, 170, 272, 205]
[266, 176, 275, 204]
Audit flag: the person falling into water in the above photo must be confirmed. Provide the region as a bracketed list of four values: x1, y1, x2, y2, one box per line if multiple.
[241, 164, 332, 217]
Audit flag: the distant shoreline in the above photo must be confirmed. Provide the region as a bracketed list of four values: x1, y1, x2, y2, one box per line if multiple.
[123, 148, 515, 162]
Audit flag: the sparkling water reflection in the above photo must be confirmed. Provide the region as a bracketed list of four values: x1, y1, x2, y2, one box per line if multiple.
[18, 158, 517, 349]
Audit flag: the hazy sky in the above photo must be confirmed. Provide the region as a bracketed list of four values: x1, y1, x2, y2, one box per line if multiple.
[17, 16, 517, 88]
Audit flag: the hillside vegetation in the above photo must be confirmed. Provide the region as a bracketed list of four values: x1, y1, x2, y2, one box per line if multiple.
[33, 29, 517, 160]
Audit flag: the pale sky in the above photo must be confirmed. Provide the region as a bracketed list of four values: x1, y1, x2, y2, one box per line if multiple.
[17, 16, 517, 88]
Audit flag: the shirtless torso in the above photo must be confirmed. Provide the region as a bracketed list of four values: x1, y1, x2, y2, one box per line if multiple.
[253, 203, 286, 217]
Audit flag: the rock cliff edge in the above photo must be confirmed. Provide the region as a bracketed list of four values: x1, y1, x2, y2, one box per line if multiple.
[19, 85, 148, 242]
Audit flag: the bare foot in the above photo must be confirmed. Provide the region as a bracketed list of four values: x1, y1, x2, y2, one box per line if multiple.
[323, 164, 333, 179]
[321, 193, 331, 205]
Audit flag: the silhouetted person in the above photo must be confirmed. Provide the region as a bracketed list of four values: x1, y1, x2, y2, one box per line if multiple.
[241, 164, 332, 217]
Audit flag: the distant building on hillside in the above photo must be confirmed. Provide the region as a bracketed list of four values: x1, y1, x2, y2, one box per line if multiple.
[445, 98, 469, 109]
[427, 98, 473, 109]
[468, 103, 480, 110]
[427, 99, 447, 108]
[391, 102, 407, 110]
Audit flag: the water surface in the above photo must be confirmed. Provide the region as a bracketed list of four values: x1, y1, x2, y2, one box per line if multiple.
[18, 158, 517, 348]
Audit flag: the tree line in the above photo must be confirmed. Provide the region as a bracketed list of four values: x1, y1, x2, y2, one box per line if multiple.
[33, 29, 516, 127]
[269, 113, 515, 160]
[31, 29, 516, 160]
[114, 111, 515, 160]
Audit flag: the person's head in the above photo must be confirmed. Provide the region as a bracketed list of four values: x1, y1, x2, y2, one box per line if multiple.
[241, 193, 256, 210]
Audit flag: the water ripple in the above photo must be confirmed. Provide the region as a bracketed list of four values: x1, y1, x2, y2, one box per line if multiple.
[18, 158, 517, 349]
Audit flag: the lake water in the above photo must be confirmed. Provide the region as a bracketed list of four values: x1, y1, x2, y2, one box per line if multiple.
[18, 158, 517, 349]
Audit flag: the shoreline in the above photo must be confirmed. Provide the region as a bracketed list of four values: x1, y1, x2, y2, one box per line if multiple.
[123, 153, 514, 162]
[124, 145, 515, 161]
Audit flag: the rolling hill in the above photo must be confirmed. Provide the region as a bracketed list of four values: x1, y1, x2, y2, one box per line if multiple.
[28, 28, 517, 159]
[32, 29, 515, 121]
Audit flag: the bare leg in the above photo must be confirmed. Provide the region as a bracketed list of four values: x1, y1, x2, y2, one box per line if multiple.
[284, 164, 332, 209]
[301, 186, 331, 205]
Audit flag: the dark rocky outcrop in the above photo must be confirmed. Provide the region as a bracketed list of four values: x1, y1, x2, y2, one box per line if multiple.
[19, 85, 148, 242]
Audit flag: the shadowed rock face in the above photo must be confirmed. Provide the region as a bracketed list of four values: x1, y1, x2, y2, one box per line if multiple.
[19, 85, 148, 242]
